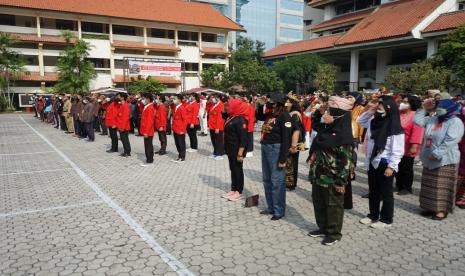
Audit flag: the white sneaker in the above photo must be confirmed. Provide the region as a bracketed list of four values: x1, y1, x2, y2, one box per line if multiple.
[140, 163, 154, 167]
[187, 149, 197, 153]
[370, 221, 392, 229]
[214, 156, 224, 161]
[246, 152, 254, 158]
[359, 217, 375, 225]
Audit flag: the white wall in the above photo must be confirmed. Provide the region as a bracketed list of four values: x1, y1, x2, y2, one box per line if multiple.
[178, 45, 200, 63]
[184, 76, 200, 90]
[90, 72, 113, 89]
[85, 39, 112, 59]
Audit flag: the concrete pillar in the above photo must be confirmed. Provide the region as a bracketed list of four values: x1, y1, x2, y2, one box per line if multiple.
[110, 48, 115, 78]
[36, 16, 41, 37]
[38, 43, 44, 77]
[77, 19, 82, 39]
[427, 39, 439, 58]
[198, 31, 202, 48]
[349, 50, 359, 92]
[109, 23, 113, 43]
[174, 29, 178, 47]
[143, 26, 148, 46]
[224, 32, 229, 50]
[376, 49, 389, 85]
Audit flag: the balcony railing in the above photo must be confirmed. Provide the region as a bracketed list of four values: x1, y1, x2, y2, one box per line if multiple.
[202, 42, 224, 48]
[0, 25, 37, 35]
[147, 37, 174, 45]
[112, 34, 144, 42]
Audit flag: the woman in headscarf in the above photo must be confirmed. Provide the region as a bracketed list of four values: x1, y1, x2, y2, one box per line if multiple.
[414, 99, 464, 220]
[285, 94, 304, 191]
[456, 106, 465, 209]
[396, 95, 424, 195]
[222, 98, 249, 202]
[357, 96, 405, 229]
[307, 96, 354, 246]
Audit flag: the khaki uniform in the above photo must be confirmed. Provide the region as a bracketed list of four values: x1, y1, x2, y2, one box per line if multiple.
[63, 99, 74, 133]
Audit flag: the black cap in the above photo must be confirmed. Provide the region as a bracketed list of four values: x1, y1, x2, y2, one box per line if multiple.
[270, 93, 287, 105]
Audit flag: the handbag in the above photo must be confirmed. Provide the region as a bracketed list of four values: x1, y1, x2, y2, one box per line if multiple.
[244, 194, 259, 207]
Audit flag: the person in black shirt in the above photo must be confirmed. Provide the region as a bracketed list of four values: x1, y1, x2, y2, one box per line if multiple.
[260, 93, 292, 220]
[285, 94, 305, 191]
[222, 98, 249, 202]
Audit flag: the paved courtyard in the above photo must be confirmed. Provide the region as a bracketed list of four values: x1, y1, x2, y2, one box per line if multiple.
[0, 113, 464, 276]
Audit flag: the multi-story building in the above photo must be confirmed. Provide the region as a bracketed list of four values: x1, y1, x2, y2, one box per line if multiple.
[265, 0, 465, 92]
[0, 0, 242, 95]
[192, 0, 305, 49]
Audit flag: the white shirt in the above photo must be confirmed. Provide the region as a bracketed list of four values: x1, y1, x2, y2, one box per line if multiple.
[358, 111, 405, 172]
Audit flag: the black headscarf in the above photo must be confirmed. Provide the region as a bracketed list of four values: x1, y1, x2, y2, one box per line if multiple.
[370, 96, 404, 160]
[311, 107, 354, 151]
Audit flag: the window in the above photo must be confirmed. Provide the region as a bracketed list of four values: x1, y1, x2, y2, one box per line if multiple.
[56, 19, 75, 30]
[280, 27, 302, 39]
[43, 56, 58, 66]
[460, 3, 465, 10]
[203, 54, 225, 60]
[355, 0, 380, 10]
[201, 33, 225, 43]
[149, 28, 174, 39]
[336, 1, 355, 15]
[86, 58, 110, 69]
[280, 14, 303, 26]
[178, 31, 199, 41]
[113, 25, 136, 36]
[23, 55, 38, 65]
[82, 22, 108, 33]
[185, 63, 199, 72]
[280, 0, 303, 11]
[336, 0, 381, 15]
[0, 14, 15, 26]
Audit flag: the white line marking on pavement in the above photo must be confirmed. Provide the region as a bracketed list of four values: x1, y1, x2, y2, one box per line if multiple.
[0, 168, 73, 176]
[20, 116, 195, 276]
[0, 141, 44, 145]
[0, 201, 103, 218]
[0, 151, 55, 156]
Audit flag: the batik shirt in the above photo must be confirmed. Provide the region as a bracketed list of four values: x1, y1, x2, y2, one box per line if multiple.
[309, 145, 353, 187]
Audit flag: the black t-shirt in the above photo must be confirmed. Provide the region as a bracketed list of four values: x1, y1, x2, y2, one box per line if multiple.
[224, 116, 248, 154]
[261, 112, 292, 163]
[290, 112, 304, 143]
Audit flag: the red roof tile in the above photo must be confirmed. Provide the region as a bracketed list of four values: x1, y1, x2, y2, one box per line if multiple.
[335, 0, 443, 45]
[263, 34, 342, 58]
[113, 75, 181, 85]
[423, 10, 465, 33]
[8, 33, 76, 44]
[111, 41, 180, 52]
[16, 72, 58, 81]
[201, 47, 230, 56]
[310, 8, 374, 32]
[0, 0, 243, 31]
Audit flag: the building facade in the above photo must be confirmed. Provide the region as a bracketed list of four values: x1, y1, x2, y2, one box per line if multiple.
[0, 0, 242, 95]
[265, 0, 465, 92]
[193, 0, 305, 49]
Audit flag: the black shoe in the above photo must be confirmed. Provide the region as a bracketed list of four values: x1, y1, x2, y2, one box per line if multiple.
[106, 149, 117, 153]
[361, 193, 369, 198]
[270, 215, 283, 221]
[397, 190, 411, 196]
[307, 230, 325, 238]
[432, 212, 448, 220]
[54, 126, 59, 129]
[120, 153, 131, 157]
[260, 210, 273, 215]
[420, 210, 433, 217]
[322, 236, 339, 246]
[158, 151, 166, 155]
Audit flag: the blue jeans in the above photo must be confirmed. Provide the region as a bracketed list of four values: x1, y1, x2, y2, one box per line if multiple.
[261, 143, 286, 217]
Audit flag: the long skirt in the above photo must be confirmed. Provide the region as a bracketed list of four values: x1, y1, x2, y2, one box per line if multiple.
[420, 164, 457, 213]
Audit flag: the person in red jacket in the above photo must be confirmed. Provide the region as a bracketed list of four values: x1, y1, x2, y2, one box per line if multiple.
[208, 94, 225, 160]
[116, 92, 131, 157]
[246, 95, 256, 157]
[139, 93, 156, 165]
[105, 97, 120, 153]
[186, 94, 200, 153]
[154, 95, 168, 155]
[171, 94, 188, 163]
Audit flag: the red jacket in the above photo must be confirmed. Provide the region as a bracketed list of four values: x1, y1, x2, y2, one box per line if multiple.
[105, 102, 119, 127]
[302, 111, 311, 132]
[186, 101, 200, 125]
[247, 103, 255, 133]
[140, 103, 155, 136]
[137, 101, 145, 115]
[116, 102, 131, 131]
[155, 103, 167, 130]
[172, 104, 188, 134]
[208, 102, 224, 131]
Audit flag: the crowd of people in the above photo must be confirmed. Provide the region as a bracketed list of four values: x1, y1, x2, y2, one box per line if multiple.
[30, 87, 465, 246]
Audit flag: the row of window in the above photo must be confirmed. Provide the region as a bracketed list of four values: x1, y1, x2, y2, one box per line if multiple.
[280, 0, 304, 12]
[335, 0, 381, 15]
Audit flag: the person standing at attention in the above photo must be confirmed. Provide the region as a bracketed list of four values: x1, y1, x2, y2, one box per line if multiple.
[171, 95, 188, 163]
[139, 93, 156, 166]
[116, 93, 131, 157]
[106, 96, 119, 153]
[208, 94, 225, 160]
[186, 94, 200, 153]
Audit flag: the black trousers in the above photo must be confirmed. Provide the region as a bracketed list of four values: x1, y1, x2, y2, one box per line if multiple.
[129, 118, 135, 133]
[395, 156, 414, 192]
[247, 132, 254, 152]
[99, 117, 108, 135]
[173, 133, 186, 159]
[210, 130, 224, 156]
[84, 122, 95, 141]
[119, 130, 131, 154]
[79, 121, 86, 137]
[344, 181, 353, 210]
[227, 150, 244, 193]
[144, 136, 154, 163]
[368, 164, 394, 224]
[94, 116, 100, 132]
[54, 112, 60, 127]
[157, 131, 167, 153]
[109, 127, 118, 151]
[187, 126, 198, 150]
[60, 116, 68, 131]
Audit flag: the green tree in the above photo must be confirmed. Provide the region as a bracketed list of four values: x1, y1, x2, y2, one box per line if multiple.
[0, 33, 27, 111]
[230, 36, 266, 66]
[54, 31, 96, 94]
[385, 59, 450, 94]
[272, 54, 324, 92]
[229, 61, 283, 94]
[200, 64, 227, 90]
[127, 76, 167, 94]
[313, 63, 338, 94]
[433, 24, 465, 92]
